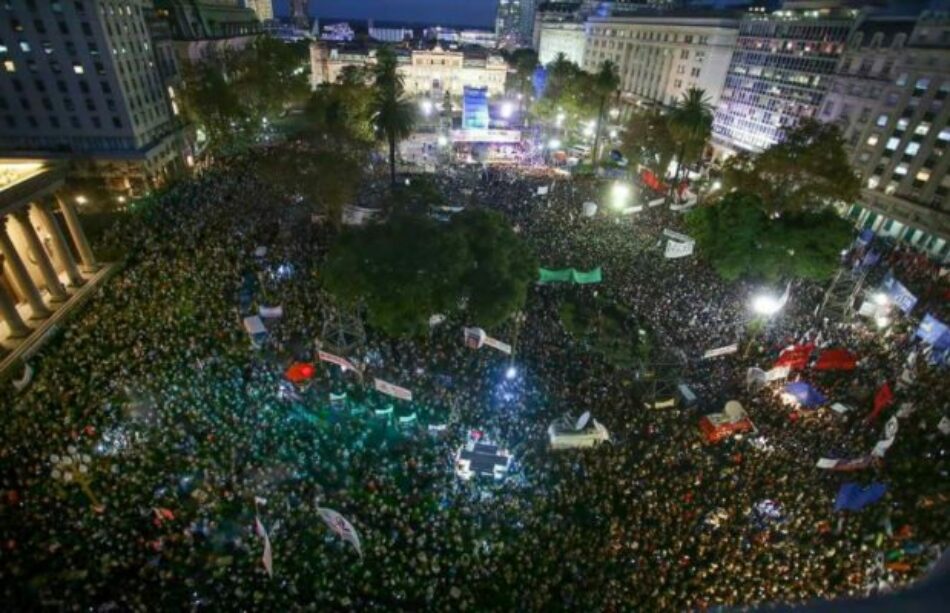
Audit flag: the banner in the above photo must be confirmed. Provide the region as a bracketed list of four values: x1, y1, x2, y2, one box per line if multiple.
[317, 507, 363, 559]
[662, 229, 693, 243]
[871, 416, 899, 458]
[783, 381, 828, 408]
[867, 381, 893, 423]
[463, 327, 485, 349]
[703, 344, 738, 359]
[882, 274, 917, 314]
[916, 314, 950, 350]
[374, 378, 412, 401]
[254, 516, 274, 577]
[834, 482, 887, 512]
[816, 456, 872, 471]
[318, 350, 362, 375]
[814, 348, 857, 371]
[664, 239, 694, 259]
[259, 305, 283, 319]
[774, 343, 814, 370]
[398, 413, 417, 424]
[538, 267, 602, 284]
[482, 336, 512, 355]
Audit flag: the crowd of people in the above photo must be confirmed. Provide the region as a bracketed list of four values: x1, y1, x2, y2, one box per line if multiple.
[0, 150, 947, 611]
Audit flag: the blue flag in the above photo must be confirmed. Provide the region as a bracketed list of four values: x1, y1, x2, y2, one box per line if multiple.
[834, 482, 887, 512]
[882, 274, 917, 314]
[856, 228, 874, 246]
[916, 314, 950, 351]
[783, 381, 828, 408]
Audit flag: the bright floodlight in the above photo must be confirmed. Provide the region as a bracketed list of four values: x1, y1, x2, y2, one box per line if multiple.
[437, 135, 448, 146]
[548, 138, 562, 149]
[420, 99, 433, 116]
[505, 366, 517, 380]
[873, 292, 889, 306]
[611, 183, 631, 209]
[712, 180, 722, 191]
[751, 294, 782, 317]
[555, 112, 566, 126]
[875, 316, 890, 329]
[609, 129, 618, 139]
[75, 195, 88, 204]
[500, 101, 514, 119]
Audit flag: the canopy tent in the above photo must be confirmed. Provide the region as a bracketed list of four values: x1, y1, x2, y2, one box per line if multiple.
[814, 348, 858, 371]
[783, 381, 828, 408]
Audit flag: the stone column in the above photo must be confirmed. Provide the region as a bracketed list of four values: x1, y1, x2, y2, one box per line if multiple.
[55, 195, 99, 272]
[12, 209, 68, 302]
[34, 200, 84, 288]
[0, 216, 51, 319]
[0, 277, 30, 338]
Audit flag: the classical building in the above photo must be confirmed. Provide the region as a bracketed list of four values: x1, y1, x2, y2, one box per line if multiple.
[710, 5, 859, 155]
[244, 0, 273, 23]
[311, 43, 509, 97]
[0, 159, 103, 353]
[821, 11, 950, 259]
[155, 0, 262, 63]
[583, 13, 739, 113]
[0, 0, 190, 194]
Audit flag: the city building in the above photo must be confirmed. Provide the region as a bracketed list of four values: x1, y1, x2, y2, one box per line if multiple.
[583, 13, 739, 114]
[0, 159, 106, 356]
[425, 27, 498, 49]
[538, 20, 587, 65]
[710, 4, 860, 155]
[532, 2, 583, 50]
[290, 0, 308, 30]
[0, 0, 190, 193]
[244, 0, 273, 23]
[155, 0, 262, 63]
[822, 12, 950, 258]
[311, 43, 509, 97]
[368, 21, 414, 44]
[496, 0, 539, 49]
[320, 22, 355, 42]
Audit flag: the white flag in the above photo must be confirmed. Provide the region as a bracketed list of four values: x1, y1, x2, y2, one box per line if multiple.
[765, 366, 790, 381]
[662, 228, 693, 243]
[13, 363, 33, 392]
[871, 416, 899, 458]
[703, 344, 738, 359]
[258, 305, 284, 319]
[317, 507, 363, 559]
[664, 239, 694, 259]
[318, 350, 362, 376]
[254, 516, 274, 577]
[374, 378, 412, 401]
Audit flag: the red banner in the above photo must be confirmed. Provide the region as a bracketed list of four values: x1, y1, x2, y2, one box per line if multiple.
[867, 381, 894, 423]
[774, 343, 815, 370]
[814, 348, 857, 371]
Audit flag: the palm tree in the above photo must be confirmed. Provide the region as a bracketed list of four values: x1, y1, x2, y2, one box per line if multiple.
[591, 60, 620, 163]
[667, 87, 713, 203]
[370, 48, 415, 188]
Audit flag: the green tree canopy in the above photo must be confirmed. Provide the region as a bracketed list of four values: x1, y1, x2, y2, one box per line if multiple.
[686, 192, 852, 282]
[591, 60, 620, 162]
[620, 109, 677, 176]
[531, 55, 598, 130]
[723, 119, 860, 214]
[323, 211, 537, 337]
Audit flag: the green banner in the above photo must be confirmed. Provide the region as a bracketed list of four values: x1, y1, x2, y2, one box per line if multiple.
[538, 267, 602, 284]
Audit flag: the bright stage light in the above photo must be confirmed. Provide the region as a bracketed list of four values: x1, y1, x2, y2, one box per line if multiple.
[751, 294, 782, 317]
[420, 99, 434, 116]
[505, 366, 517, 380]
[548, 138, 561, 149]
[875, 316, 890, 329]
[500, 101, 514, 119]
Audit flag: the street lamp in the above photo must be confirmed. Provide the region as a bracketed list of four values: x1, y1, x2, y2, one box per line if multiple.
[505, 366, 518, 380]
[610, 182, 631, 210]
[437, 134, 448, 147]
[751, 294, 783, 317]
[548, 138, 562, 150]
[500, 101, 514, 119]
[420, 99, 434, 116]
[75, 195, 88, 205]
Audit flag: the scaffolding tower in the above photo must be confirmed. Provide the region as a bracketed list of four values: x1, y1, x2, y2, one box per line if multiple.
[816, 266, 868, 322]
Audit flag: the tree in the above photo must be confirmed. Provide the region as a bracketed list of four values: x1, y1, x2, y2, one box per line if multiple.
[232, 36, 309, 120]
[323, 211, 537, 337]
[370, 48, 415, 188]
[531, 56, 597, 132]
[667, 87, 713, 200]
[591, 61, 620, 163]
[686, 192, 853, 282]
[722, 119, 860, 215]
[620, 109, 677, 176]
[508, 48, 538, 102]
[179, 61, 251, 153]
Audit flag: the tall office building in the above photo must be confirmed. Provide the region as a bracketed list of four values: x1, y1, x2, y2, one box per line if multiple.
[291, 0, 308, 30]
[244, 0, 273, 23]
[155, 0, 262, 63]
[710, 4, 860, 155]
[821, 11, 950, 259]
[0, 0, 189, 192]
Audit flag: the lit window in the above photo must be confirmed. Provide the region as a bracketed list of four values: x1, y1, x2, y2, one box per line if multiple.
[915, 78, 930, 90]
[866, 134, 879, 146]
[73, 63, 84, 74]
[896, 118, 909, 130]
[867, 177, 880, 189]
[916, 169, 931, 182]
[915, 123, 930, 136]
[906, 142, 920, 156]
[19, 41, 30, 52]
[885, 182, 898, 194]
[0, 44, 7, 54]
[896, 73, 908, 86]
[876, 114, 888, 127]
[939, 128, 950, 142]
[894, 163, 908, 176]
[886, 137, 900, 150]
[2, 60, 14, 72]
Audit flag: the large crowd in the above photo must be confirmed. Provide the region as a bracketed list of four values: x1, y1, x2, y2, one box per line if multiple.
[0, 149, 947, 611]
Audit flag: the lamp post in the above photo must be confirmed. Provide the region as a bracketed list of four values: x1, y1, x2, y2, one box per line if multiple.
[744, 291, 786, 357]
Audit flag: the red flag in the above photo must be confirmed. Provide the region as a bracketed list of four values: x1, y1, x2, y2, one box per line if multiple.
[867, 382, 894, 423]
[814, 348, 857, 371]
[774, 343, 815, 370]
[285, 362, 316, 384]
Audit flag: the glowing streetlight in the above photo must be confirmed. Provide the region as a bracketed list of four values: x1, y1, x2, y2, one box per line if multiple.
[609, 107, 620, 119]
[609, 129, 618, 139]
[610, 182, 631, 210]
[751, 294, 783, 317]
[712, 180, 722, 191]
[875, 316, 890, 329]
[420, 99, 434, 116]
[555, 111, 566, 127]
[437, 134, 448, 147]
[75, 195, 88, 204]
[500, 101, 514, 119]
[505, 366, 518, 380]
[548, 138, 561, 149]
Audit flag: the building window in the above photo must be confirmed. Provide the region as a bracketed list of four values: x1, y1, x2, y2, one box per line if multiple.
[916, 169, 931, 182]
[886, 137, 900, 151]
[19, 41, 30, 53]
[680, 49, 689, 60]
[915, 123, 930, 136]
[73, 62, 84, 74]
[906, 142, 920, 156]
[866, 134, 879, 146]
[894, 163, 909, 176]
[2, 60, 13, 72]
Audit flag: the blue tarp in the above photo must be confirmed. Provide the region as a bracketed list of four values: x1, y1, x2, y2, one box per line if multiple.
[882, 273, 918, 314]
[834, 482, 887, 512]
[783, 381, 828, 408]
[916, 314, 950, 351]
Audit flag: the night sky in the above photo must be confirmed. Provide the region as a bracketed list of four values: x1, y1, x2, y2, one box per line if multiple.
[274, 0, 500, 28]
